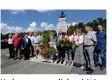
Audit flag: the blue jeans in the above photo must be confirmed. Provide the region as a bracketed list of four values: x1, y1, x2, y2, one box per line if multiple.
[95, 49, 106, 67]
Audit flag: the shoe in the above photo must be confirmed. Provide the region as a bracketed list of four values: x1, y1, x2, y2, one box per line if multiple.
[8, 57, 12, 59]
[56, 60, 60, 64]
[94, 64, 99, 67]
[83, 67, 90, 71]
[53, 60, 56, 63]
[61, 60, 64, 64]
[68, 62, 72, 66]
[65, 61, 69, 66]
[86, 69, 94, 74]
[86, 70, 94, 74]
[100, 67, 105, 71]
[24, 59, 27, 60]
[14, 58, 17, 60]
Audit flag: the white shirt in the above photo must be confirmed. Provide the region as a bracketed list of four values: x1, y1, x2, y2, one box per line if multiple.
[25, 38, 28, 43]
[74, 35, 83, 44]
[28, 36, 34, 43]
[33, 36, 40, 44]
[8, 38, 13, 44]
[84, 31, 97, 45]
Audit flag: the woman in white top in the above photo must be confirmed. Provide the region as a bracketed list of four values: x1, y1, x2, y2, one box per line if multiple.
[73, 29, 85, 68]
[8, 34, 14, 59]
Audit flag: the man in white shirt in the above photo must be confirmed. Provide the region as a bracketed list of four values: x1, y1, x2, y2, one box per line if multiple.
[28, 32, 35, 57]
[84, 26, 97, 74]
[33, 32, 40, 58]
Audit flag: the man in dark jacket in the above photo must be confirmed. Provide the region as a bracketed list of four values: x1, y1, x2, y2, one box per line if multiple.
[22, 34, 31, 60]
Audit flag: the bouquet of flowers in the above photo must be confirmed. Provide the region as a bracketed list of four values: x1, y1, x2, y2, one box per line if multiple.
[58, 37, 76, 48]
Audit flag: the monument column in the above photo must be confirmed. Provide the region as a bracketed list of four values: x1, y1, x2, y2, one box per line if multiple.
[57, 11, 68, 33]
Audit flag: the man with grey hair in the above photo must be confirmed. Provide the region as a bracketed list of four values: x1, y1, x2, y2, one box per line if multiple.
[84, 26, 97, 74]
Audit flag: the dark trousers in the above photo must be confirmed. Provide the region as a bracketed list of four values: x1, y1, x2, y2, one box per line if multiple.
[57, 46, 65, 61]
[65, 47, 74, 61]
[94, 49, 106, 67]
[24, 47, 30, 59]
[8, 44, 14, 58]
[14, 46, 21, 59]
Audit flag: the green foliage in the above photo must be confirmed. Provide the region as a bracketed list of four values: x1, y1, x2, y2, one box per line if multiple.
[68, 17, 106, 33]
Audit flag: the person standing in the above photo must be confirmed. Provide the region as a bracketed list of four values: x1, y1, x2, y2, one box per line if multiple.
[95, 24, 106, 70]
[8, 34, 14, 59]
[33, 32, 40, 58]
[84, 26, 97, 74]
[22, 34, 31, 60]
[56, 30, 66, 64]
[73, 29, 85, 68]
[64, 30, 74, 66]
[13, 33, 22, 60]
[28, 32, 35, 57]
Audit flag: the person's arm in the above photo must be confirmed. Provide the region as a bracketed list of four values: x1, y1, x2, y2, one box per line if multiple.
[92, 33, 97, 48]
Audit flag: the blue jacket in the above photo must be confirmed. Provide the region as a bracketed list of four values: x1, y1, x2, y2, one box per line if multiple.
[22, 38, 31, 48]
[96, 31, 106, 49]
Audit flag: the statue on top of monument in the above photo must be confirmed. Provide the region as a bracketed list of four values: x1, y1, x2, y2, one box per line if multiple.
[60, 11, 65, 18]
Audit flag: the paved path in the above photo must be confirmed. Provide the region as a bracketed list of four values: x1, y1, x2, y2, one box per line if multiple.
[1, 49, 106, 74]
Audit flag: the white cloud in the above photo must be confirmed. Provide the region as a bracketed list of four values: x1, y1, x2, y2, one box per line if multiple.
[1, 22, 24, 33]
[36, 10, 51, 13]
[45, 24, 56, 30]
[26, 21, 37, 32]
[30, 21, 37, 27]
[10, 10, 25, 15]
[72, 22, 77, 26]
[6, 26, 23, 33]
[40, 22, 56, 30]
[40, 22, 48, 28]
[0, 22, 7, 29]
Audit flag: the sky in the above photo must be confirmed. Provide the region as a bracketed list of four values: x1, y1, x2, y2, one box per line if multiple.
[0, 10, 106, 34]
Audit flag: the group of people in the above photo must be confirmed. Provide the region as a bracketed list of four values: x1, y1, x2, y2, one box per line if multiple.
[8, 32, 41, 60]
[54, 24, 106, 74]
[7, 24, 106, 74]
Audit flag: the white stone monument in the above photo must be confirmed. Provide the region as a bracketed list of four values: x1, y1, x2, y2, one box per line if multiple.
[57, 11, 68, 33]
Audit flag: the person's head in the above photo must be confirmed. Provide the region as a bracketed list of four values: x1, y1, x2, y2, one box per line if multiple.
[15, 33, 19, 37]
[29, 32, 33, 36]
[8, 34, 12, 38]
[58, 29, 62, 35]
[97, 24, 103, 31]
[67, 30, 71, 35]
[34, 32, 37, 37]
[85, 26, 91, 32]
[25, 34, 28, 38]
[75, 28, 82, 35]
